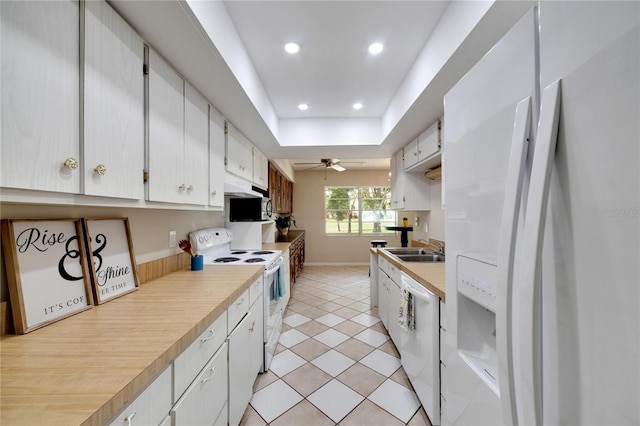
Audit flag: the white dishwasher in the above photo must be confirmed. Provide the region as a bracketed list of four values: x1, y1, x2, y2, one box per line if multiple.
[400, 272, 440, 425]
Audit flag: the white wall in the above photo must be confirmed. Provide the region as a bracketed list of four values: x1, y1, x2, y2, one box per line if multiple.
[293, 169, 401, 264]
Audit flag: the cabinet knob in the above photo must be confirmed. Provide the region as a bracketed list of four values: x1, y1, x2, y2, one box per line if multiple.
[179, 184, 186, 191]
[63, 158, 78, 170]
[93, 164, 107, 176]
[249, 320, 255, 332]
[211, 190, 217, 196]
[187, 185, 193, 192]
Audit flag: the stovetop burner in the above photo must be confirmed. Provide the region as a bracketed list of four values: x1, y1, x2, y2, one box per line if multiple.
[214, 257, 241, 263]
[252, 251, 273, 255]
[231, 251, 248, 254]
[245, 258, 265, 263]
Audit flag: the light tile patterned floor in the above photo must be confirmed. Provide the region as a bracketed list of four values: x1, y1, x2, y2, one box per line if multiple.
[241, 265, 432, 425]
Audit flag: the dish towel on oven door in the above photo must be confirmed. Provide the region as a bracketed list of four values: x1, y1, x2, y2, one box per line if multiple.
[398, 284, 415, 331]
[271, 266, 287, 301]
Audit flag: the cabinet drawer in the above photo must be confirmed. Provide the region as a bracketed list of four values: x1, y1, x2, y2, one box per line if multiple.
[228, 288, 249, 334]
[171, 343, 228, 426]
[249, 276, 263, 307]
[173, 313, 227, 401]
[107, 365, 171, 426]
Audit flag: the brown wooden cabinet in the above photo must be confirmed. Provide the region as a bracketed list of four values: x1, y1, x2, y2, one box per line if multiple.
[268, 163, 293, 214]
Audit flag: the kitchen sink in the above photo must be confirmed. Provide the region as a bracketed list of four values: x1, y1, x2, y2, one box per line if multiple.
[385, 248, 430, 255]
[396, 254, 445, 262]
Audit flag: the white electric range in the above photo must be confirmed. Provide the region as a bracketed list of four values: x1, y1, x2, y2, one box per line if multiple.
[189, 228, 287, 372]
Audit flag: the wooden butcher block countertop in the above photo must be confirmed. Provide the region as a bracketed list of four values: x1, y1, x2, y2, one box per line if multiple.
[375, 249, 446, 301]
[0, 265, 263, 426]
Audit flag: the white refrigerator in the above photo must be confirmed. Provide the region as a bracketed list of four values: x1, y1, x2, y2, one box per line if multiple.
[443, 2, 639, 425]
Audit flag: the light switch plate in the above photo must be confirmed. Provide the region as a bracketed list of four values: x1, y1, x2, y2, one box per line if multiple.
[169, 230, 177, 248]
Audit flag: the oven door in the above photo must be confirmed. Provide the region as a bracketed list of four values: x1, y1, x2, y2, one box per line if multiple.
[263, 256, 285, 370]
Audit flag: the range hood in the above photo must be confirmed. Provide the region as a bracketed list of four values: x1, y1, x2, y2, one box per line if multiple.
[224, 176, 262, 198]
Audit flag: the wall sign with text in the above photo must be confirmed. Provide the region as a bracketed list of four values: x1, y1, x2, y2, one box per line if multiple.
[1, 219, 94, 334]
[83, 218, 139, 304]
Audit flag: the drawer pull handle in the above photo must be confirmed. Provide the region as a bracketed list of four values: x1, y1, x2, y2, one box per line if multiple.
[124, 411, 136, 426]
[201, 367, 216, 383]
[236, 298, 245, 306]
[200, 329, 215, 343]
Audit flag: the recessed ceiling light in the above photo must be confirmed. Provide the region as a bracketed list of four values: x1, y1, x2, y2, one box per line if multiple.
[368, 42, 384, 55]
[285, 42, 300, 54]
[298, 103, 308, 110]
[353, 103, 363, 110]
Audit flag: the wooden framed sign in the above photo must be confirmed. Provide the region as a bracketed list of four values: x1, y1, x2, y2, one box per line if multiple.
[1, 219, 94, 334]
[83, 218, 139, 304]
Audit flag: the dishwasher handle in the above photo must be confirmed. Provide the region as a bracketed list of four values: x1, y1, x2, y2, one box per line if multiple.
[408, 285, 432, 303]
[401, 273, 434, 303]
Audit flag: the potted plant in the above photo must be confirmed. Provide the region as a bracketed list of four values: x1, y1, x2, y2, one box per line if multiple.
[275, 214, 296, 236]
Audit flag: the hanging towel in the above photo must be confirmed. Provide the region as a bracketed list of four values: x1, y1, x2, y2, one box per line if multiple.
[398, 284, 415, 331]
[276, 265, 287, 300]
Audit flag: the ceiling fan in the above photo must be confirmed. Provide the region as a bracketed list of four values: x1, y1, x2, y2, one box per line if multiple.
[294, 158, 364, 172]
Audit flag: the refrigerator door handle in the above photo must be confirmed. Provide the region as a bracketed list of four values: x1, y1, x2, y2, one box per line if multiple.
[497, 96, 532, 426]
[516, 79, 562, 426]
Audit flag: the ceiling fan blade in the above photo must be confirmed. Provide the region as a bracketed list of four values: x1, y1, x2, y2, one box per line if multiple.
[294, 162, 322, 165]
[304, 164, 325, 171]
[330, 164, 346, 172]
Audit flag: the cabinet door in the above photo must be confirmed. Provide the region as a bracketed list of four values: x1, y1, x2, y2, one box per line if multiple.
[388, 279, 402, 346]
[171, 343, 228, 426]
[148, 48, 184, 203]
[228, 311, 254, 426]
[107, 366, 172, 426]
[252, 147, 268, 190]
[403, 137, 419, 170]
[249, 295, 265, 375]
[390, 150, 405, 209]
[226, 124, 253, 181]
[84, 0, 144, 199]
[417, 120, 441, 161]
[183, 82, 209, 205]
[1, 0, 80, 193]
[209, 106, 225, 208]
[378, 270, 389, 331]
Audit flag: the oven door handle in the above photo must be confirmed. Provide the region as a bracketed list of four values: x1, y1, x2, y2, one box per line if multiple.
[265, 257, 283, 278]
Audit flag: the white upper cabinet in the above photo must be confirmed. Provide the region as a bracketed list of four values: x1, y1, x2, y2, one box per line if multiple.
[84, 0, 144, 199]
[404, 119, 442, 172]
[183, 82, 209, 205]
[391, 149, 431, 211]
[252, 147, 268, 191]
[390, 150, 405, 210]
[209, 106, 225, 208]
[226, 124, 253, 182]
[148, 48, 185, 204]
[1, 0, 80, 193]
[148, 50, 209, 205]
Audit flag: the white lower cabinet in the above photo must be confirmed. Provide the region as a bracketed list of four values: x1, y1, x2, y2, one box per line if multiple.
[228, 283, 264, 426]
[173, 313, 228, 401]
[107, 366, 172, 426]
[228, 311, 254, 426]
[377, 257, 402, 347]
[171, 342, 228, 426]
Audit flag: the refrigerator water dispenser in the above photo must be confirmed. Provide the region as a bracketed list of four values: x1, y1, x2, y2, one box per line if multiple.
[457, 255, 500, 396]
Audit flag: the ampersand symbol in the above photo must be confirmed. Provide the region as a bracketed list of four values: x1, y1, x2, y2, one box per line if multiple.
[91, 233, 107, 271]
[58, 236, 82, 281]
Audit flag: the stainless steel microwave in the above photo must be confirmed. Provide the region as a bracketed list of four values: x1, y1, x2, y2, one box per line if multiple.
[229, 197, 273, 221]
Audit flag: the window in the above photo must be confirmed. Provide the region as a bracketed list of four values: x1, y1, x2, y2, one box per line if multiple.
[325, 186, 396, 235]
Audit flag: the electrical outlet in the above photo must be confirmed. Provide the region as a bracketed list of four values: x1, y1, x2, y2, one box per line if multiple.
[169, 230, 177, 248]
[414, 217, 419, 227]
